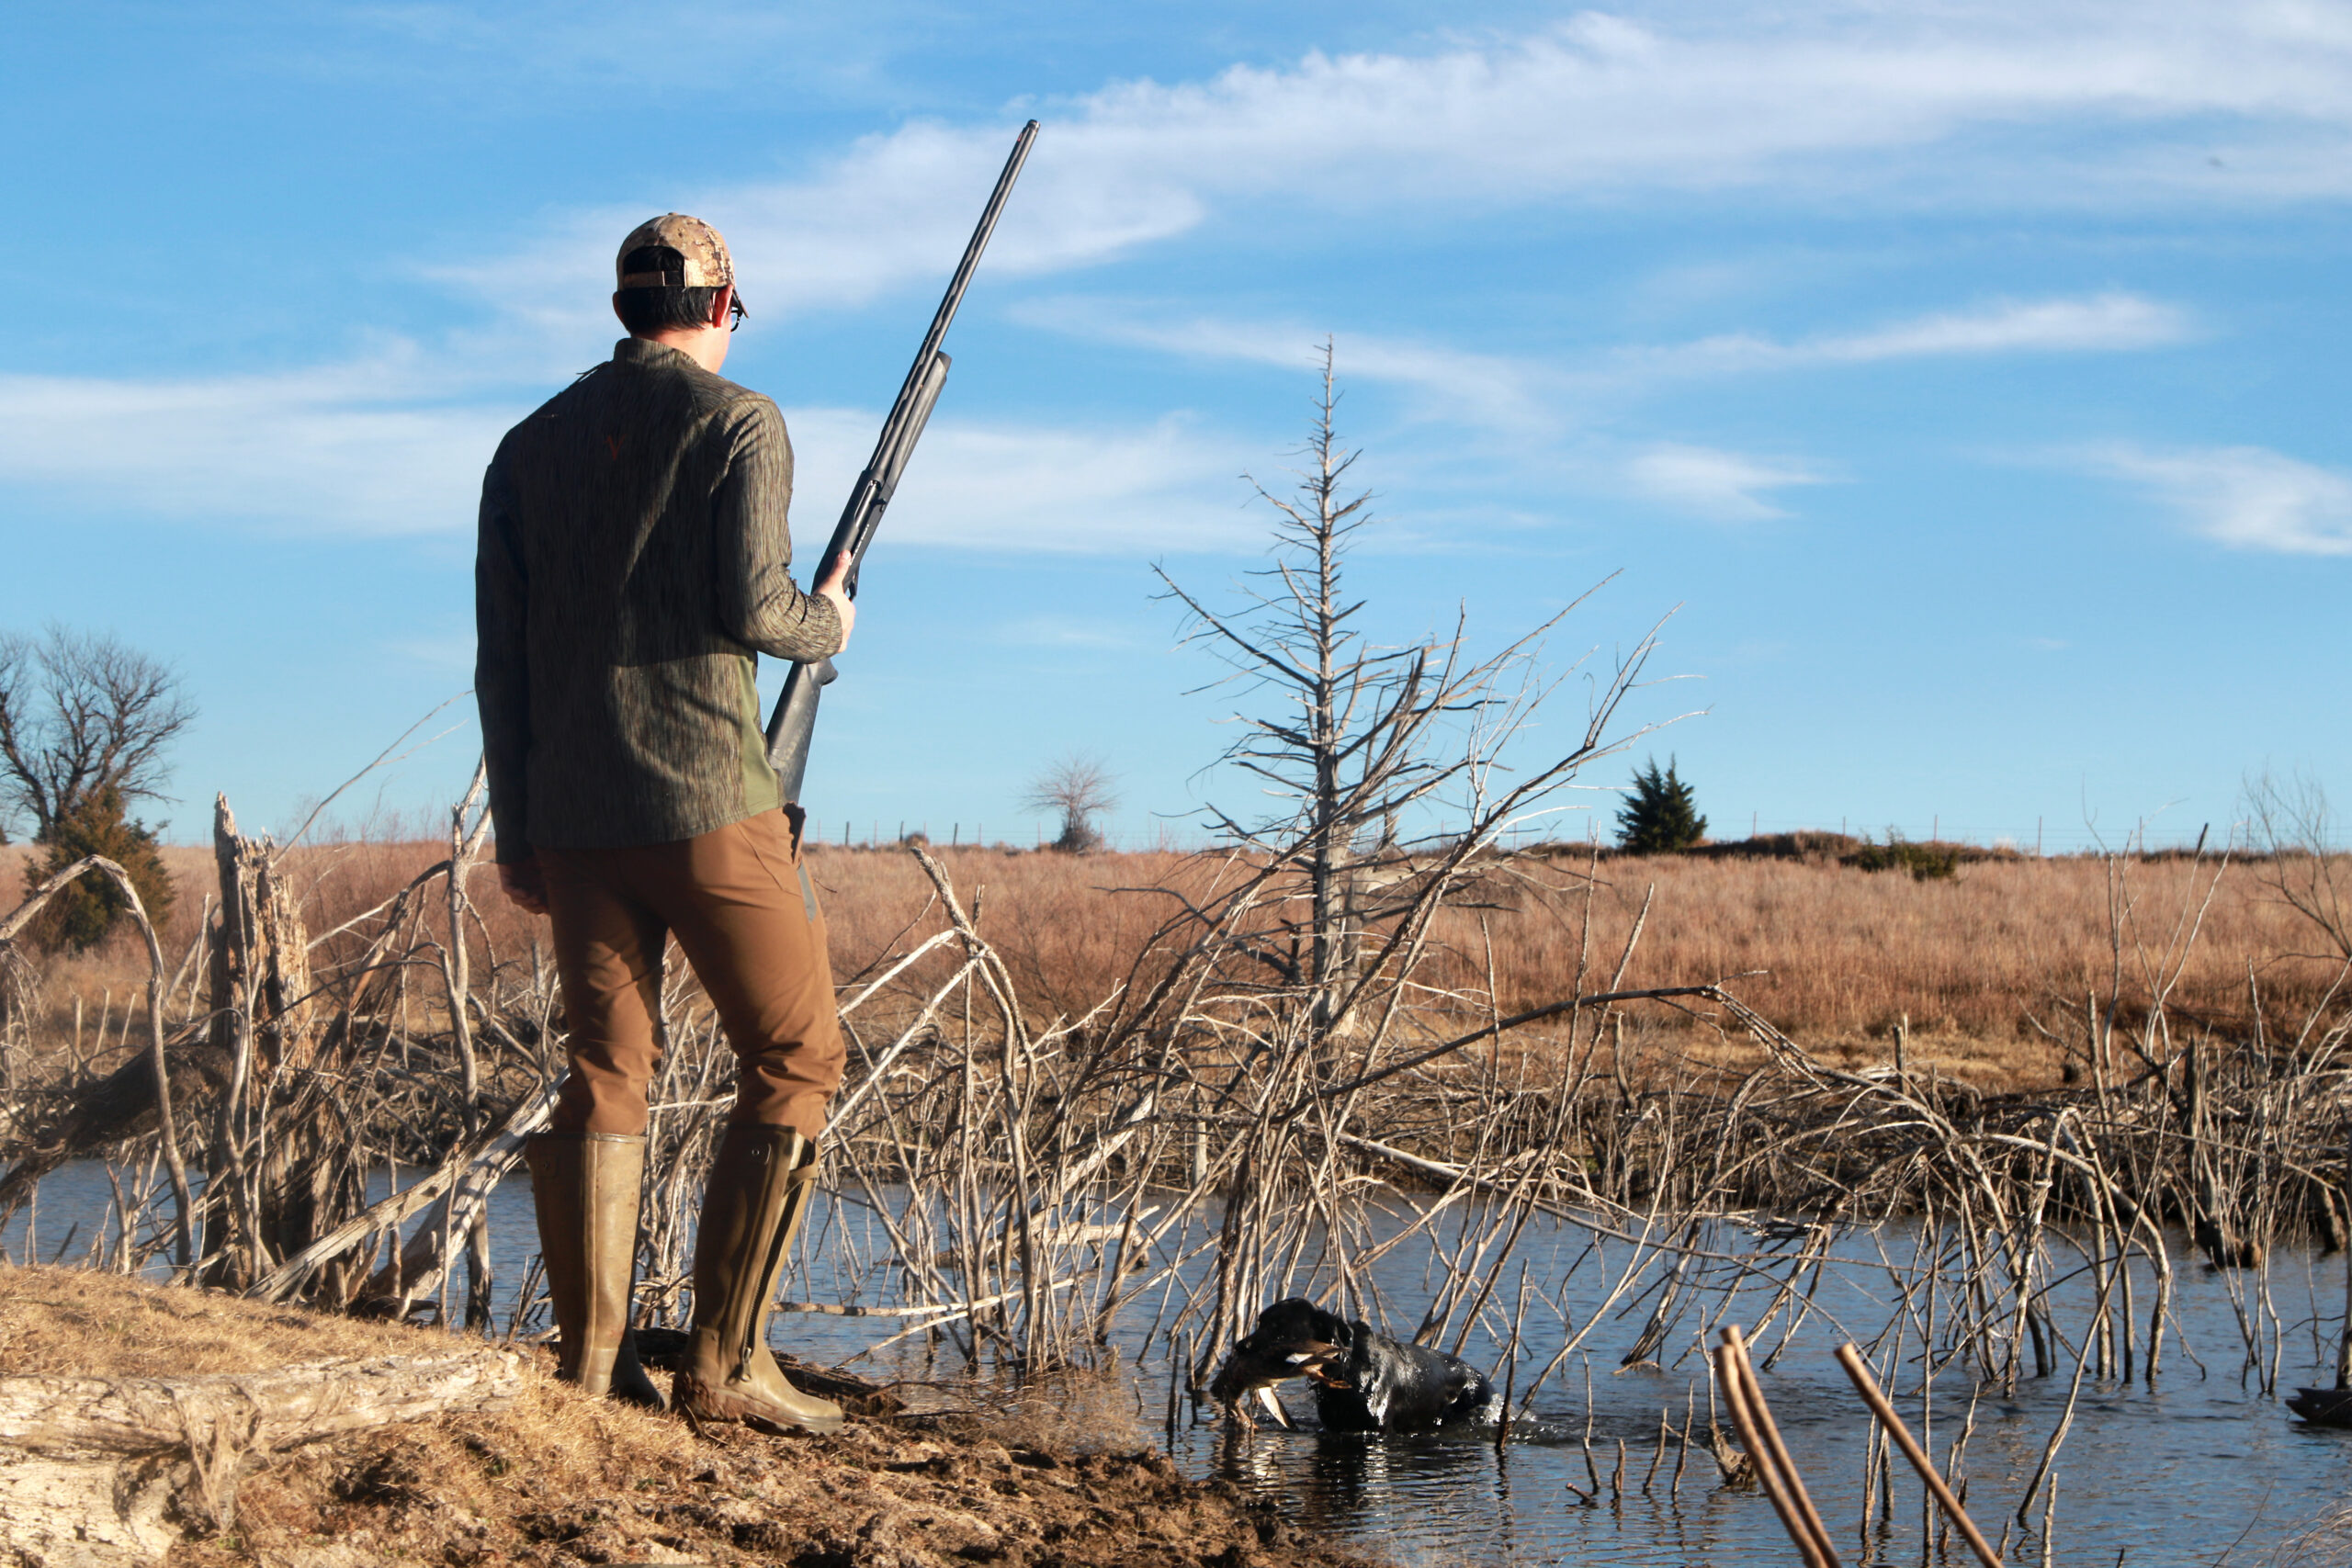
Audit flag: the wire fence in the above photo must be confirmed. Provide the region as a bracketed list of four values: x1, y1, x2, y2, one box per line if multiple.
[804, 814, 2325, 859]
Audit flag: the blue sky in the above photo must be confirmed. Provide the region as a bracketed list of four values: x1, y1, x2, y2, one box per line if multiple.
[5, 1, 2349, 852]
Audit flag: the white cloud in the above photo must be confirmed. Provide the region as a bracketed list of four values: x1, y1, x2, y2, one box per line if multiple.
[1020, 292, 2188, 443]
[2081, 443, 2352, 555]
[0, 9, 2296, 544]
[450, 8, 2352, 329]
[447, 119, 1202, 341]
[799, 408, 1253, 553]
[0, 358, 516, 536]
[1808, 293, 2192, 360]
[1011, 302, 1553, 432]
[0, 361, 1250, 554]
[1625, 444, 1825, 521]
[993, 616, 1137, 649]
[1023, 6, 2352, 214]
[0, 285, 2190, 545]
[1638, 293, 2193, 378]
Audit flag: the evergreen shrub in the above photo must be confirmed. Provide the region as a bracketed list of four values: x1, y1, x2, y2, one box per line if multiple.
[21, 785, 176, 952]
[1615, 758, 1707, 854]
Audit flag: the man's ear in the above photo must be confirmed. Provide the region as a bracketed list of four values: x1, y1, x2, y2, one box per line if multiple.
[708, 286, 732, 331]
[612, 291, 627, 326]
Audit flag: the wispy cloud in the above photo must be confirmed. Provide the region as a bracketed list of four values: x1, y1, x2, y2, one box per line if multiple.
[1814, 295, 2192, 361]
[0, 358, 515, 536]
[992, 616, 1137, 649]
[0, 292, 2176, 541]
[1634, 293, 2193, 378]
[1022, 292, 2189, 438]
[1624, 444, 1826, 522]
[0, 6, 2286, 544]
[455, 8, 2352, 330]
[2079, 442, 2352, 555]
[0, 364, 1250, 553]
[1011, 301, 1553, 431]
[842, 412, 1254, 553]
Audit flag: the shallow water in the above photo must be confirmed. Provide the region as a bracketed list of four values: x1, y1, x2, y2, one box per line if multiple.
[9, 1162, 2350, 1565]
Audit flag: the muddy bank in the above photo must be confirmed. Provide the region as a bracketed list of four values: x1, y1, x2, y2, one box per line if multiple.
[0, 1267, 1380, 1568]
[176, 1406, 1351, 1568]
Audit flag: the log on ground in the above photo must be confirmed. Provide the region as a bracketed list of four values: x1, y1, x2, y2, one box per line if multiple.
[0, 1347, 520, 1567]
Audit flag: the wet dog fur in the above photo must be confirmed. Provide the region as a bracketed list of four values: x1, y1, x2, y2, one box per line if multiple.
[1210, 1297, 1502, 1433]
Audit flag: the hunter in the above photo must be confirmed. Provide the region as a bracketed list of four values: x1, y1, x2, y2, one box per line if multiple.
[474, 213, 854, 1434]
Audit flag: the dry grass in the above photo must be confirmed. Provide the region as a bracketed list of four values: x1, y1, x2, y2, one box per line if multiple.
[2274, 1506, 2352, 1567]
[798, 843, 2350, 1086]
[6, 837, 2339, 1093]
[1476, 848, 2339, 1081]
[0, 1259, 423, 1376]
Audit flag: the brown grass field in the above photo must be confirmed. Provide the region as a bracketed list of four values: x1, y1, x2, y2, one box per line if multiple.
[5, 833, 2339, 1092]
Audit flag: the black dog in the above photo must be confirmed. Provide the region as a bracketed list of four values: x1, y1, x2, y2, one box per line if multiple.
[1209, 1297, 1501, 1433]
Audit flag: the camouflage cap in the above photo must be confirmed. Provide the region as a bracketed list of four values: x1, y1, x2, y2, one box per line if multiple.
[616, 213, 734, 290]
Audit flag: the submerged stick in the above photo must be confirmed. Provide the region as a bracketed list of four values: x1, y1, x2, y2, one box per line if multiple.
[1832, 1342, 2000, 1568]
[1165, 1330, 1182, 1443]
[1719, 1325, 1841, 1567]
[1712, 1335, 1834, 1561]
[1672, 1383, 1691, 1495]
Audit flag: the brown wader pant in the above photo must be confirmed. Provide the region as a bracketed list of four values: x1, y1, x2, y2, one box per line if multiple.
[538, 807, 845, 1140]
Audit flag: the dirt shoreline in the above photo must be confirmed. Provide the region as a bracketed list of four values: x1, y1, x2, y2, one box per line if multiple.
[0, 1267, 1382, 1568]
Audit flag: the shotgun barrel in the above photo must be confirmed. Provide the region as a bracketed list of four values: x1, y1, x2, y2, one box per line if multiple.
[763, 118, 1040, 802]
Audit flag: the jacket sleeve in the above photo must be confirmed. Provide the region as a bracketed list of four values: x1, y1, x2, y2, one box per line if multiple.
[712, 398, 844, 663]
[473, 449, 535, 864]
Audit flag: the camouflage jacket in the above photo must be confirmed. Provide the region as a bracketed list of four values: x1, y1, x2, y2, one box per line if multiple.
[474, 338, 842, 863]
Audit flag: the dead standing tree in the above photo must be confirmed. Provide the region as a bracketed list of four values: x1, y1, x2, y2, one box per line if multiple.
[1154, 344, 1668, 1044]
[0, 735, 517, 1314]
[1150, 344, 1684, 1358]
[203, 795, 320, 1287]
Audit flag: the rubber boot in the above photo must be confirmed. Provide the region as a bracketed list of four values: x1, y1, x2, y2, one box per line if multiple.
[525, 1132, 664, 1408]
[673, 1125, 845, 1434]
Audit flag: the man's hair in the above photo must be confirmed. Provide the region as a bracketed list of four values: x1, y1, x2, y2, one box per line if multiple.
[615, 244, 727, 334]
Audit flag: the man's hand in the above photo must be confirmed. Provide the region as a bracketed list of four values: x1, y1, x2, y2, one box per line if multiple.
[815, 554, 857, 650]
[499, 857, 549, 917]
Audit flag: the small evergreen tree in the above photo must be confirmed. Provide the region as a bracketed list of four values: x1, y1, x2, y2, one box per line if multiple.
[1615, 757, 1707, 854]
[22, 785, 175, 952]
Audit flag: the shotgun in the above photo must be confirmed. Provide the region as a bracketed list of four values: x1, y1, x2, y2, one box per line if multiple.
[763, 118, 1039, 802]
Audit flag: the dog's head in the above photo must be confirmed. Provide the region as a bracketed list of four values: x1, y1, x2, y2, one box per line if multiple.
[1207, 1299, 1356, 1427]
[1239, 1298, 1353, 1358]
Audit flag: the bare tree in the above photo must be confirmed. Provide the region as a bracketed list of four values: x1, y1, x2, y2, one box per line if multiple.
[0, 626, 195, 842]
[1144, 344, 1682, 1347]
[1156, 342, 1672, 1038]
[1023, 754, 1120, 852]
[2245, 766, 2352, 963]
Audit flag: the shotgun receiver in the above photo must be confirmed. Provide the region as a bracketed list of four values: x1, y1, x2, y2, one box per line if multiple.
[763, 118, 1039, 802]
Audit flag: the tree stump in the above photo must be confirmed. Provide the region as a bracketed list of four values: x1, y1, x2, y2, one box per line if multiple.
[0, 1346, 520, 1566]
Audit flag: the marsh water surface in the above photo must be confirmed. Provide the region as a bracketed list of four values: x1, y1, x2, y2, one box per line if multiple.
[10, 1161, 2346, 1565]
